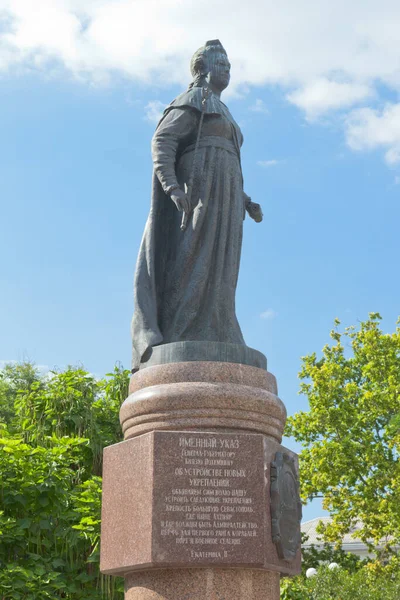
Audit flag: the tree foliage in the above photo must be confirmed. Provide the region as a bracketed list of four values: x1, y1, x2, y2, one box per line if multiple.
[0, 362, 129, 599]
[286, 313, 400, 555]
[280, 563, 400, 600]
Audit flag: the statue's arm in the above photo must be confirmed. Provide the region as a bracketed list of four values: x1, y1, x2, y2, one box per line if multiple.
[243, 191, 252, 209]
[151, 108, 198, 196]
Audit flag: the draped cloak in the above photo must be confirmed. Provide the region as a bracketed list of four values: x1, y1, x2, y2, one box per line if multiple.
[131, 87, 248, 370]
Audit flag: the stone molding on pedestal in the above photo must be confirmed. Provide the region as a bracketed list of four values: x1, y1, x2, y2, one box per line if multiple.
[121, 361, 286, 442]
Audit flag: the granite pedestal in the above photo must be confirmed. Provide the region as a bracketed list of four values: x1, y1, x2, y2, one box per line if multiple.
[100, 344, 301, 599]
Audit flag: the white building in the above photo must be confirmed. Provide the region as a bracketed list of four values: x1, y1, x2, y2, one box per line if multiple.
[302, 517, 376, 560]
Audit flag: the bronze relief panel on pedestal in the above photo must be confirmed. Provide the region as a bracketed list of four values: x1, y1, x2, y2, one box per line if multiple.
[270, 452, 302, 561]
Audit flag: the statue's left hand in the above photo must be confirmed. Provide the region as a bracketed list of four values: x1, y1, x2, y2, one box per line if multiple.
[246, 201, 263, 223]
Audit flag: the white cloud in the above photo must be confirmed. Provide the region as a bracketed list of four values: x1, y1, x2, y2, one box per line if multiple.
[144, 100, 165, 124]
[1, 0, 400, 95]
[385, 148, 400, 166]
[257, 159, 280, 168]
[2, 1, 400, 163]
[249, 99, 269, 114]
[287, 78, 373, 120]
[260, 309, 278, 320]
[345, 103, 400, 165]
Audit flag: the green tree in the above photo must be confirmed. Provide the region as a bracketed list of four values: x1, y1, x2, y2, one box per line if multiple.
[0, 362, 129, 599]
[281, 564, 400, 600]
[0, 362, 41, 430]
[286, 314, 400, 556]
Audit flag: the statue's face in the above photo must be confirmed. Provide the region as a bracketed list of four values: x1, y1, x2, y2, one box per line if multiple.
[206, 51, 231, 91]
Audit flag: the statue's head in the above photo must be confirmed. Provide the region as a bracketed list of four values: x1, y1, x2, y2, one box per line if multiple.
[189, 39, 231, 92]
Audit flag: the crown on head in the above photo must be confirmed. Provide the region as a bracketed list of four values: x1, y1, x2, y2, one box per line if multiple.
[204, 39, 227, 54]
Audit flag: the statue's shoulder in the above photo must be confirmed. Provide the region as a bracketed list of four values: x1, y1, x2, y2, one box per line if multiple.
[167, 87, 221, 115]
[169, 88, 203, 112]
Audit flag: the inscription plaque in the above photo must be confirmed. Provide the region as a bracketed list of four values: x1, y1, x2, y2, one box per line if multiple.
[101, 432, 301, 576]
[152, 431, 265, 566]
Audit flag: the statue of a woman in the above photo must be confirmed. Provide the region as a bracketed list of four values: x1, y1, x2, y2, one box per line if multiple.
[131, 40, 263, 370]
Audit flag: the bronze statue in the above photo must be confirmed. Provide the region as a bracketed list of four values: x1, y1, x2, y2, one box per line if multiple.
[131, 40, 263, 370]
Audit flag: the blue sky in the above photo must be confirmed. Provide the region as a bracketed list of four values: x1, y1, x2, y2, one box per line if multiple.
[1, 1, 400, 522]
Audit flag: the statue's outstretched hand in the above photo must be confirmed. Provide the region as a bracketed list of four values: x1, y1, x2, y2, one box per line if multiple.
[171, 188, 190, 213]
[246, 201, 263, 223]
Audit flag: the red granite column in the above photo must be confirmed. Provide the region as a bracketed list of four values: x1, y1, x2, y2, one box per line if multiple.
[125, 568, 280, 599]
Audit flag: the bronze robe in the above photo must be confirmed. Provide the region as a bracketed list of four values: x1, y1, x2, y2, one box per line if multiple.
[131, 87, 247, 369]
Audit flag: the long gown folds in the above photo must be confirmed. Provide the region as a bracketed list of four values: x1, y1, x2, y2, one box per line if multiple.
[131, 87, 248, 370]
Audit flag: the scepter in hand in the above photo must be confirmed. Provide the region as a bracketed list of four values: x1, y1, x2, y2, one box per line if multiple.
[181, 87, 211, 232]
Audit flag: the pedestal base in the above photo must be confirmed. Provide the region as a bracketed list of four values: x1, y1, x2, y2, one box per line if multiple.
[100, 360, 301, 600]
[125, 568, 280, 600]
